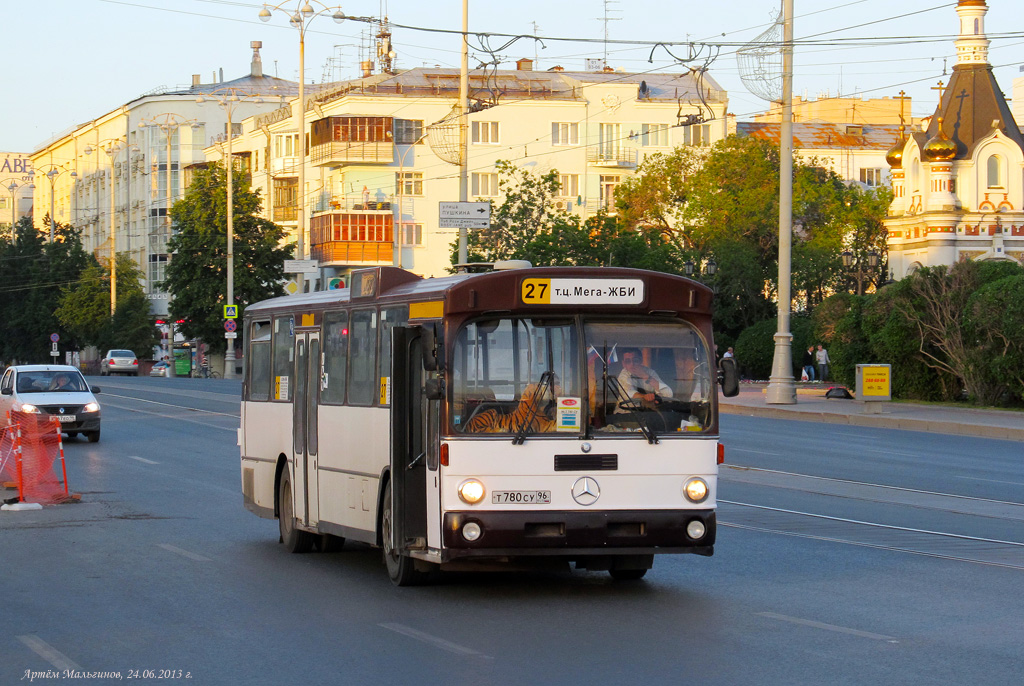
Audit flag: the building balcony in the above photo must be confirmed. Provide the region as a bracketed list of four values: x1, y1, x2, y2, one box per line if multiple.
[310, 141, 395, 167]
[311, 240, 393, 266]
[311, 195, 394, 214]
[587, 148, 638, 168]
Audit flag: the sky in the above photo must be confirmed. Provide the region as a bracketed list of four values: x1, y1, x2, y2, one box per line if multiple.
[3, 0, 1022, 153]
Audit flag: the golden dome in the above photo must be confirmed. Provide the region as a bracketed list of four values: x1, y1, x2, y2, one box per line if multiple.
[885, 133, 906, 168]
[923, 118, 957, 162]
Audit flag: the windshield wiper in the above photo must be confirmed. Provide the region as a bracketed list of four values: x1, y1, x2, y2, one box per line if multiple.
[512, 370, 554, 446]
[606, 376, 659, 445]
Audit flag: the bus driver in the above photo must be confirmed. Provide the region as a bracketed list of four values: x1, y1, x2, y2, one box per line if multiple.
[617, 348, 672, 408]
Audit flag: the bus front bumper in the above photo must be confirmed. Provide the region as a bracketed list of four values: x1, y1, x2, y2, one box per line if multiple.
[441, 509, 715, 559]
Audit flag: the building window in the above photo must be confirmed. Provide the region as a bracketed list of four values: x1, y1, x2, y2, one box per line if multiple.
[641, 123, 669, 147]
[683, 124, 711, 147]
[987, 155, 1004, 188]
[272, 177, 298, 221]
[599, 123, 621, 156]
[557, 174, 579, 198]
[471, 121, 499, 144]
[148, 254, 167, 292]
[472, 172, 499, 196]
[860, 168, 884, 187]
[394, 119, 424, 144]
[600, 175, 621, 211]
[402, 223, 423, 246]
[551, 122, 579, 146]
[274, 134, 300, 158]
[396, 172, 423, 196]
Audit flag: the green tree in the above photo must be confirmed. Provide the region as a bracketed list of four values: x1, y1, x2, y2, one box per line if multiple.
[56, 252, 159, 358]
[0, 217, 96, 363]
[164, 163, 292, 353]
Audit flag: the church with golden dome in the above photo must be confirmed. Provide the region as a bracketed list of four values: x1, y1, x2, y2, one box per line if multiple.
[884, 0, 1024, 277]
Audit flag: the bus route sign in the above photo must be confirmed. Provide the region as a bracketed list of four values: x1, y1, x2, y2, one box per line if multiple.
[521, 278, 645, 305]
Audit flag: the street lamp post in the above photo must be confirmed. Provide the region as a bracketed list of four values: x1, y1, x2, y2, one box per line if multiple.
[36, 164, 78, 242]
[260, 1, 346, 294]
[85, 139, 138, 315]
[3, 179, 35, 243]
[196, 89, 270, 379]
[841, 249, 881, 295]
[138, 114, 202, 379]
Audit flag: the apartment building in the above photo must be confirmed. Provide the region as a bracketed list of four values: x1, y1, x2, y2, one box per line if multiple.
[29, 43, 297, 315]
[208, 60, 729, 282]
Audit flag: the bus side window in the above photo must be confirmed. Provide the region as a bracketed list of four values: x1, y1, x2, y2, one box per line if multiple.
[348, 309, 377, 406]
[272, 315, 294, 401]
[378, 305, 409, 406]
[322, 310, 349, 404]
[248, 320, 273, 401]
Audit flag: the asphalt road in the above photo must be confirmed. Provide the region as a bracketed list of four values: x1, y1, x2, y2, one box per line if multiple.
[2, 377, 1022, 685]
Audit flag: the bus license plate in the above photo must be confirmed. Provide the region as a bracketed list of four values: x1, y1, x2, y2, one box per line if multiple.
[57, 415, 76, 423]
[491, 490, 551, 504]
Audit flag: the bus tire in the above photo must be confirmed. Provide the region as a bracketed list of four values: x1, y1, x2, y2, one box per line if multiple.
[381, 481, 426, 586]
[278, 472, 314, 554]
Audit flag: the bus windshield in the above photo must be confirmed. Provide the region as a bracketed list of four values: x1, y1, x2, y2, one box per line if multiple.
[451, 317, 713, 437]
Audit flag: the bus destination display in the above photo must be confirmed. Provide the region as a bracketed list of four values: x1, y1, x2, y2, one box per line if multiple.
[521, 278, 645, 305]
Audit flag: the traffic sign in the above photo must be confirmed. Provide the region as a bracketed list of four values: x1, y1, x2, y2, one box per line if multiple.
[224, 319, 237, 332]
[50, 333, 60, 343]
[225, 332, 238, 339]
[51, 342, 59, 352]
[224, 305, 238, 319]
[50, 350, 60, 357]
[284, 259, 319, 274]
[439, 201, 491, 229]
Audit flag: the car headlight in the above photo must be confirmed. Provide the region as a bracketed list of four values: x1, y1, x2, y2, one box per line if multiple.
[683, 477, 709, 503]
[17, 403, 40, 414]
[458, 479, 486, 505]
[83, 402, 100, 413]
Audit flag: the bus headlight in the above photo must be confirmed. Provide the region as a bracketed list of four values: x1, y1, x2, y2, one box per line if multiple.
[458, 479, 486, 505]
[683, 477, 709, 503]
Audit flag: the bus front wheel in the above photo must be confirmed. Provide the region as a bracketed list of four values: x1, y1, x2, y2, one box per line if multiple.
[278, 472, 314, 554]
[381, 482, 426, 586]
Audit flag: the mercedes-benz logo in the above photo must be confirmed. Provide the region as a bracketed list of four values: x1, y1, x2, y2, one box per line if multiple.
[571, 477, 600, 506]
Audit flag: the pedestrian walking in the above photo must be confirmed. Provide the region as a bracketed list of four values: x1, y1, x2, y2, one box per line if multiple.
[816, 344, 830, 382]
[801, 346, 816, 382]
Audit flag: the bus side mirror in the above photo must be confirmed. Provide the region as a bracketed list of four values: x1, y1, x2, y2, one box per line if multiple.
[420, 323, 444, 372]
[424, 377, 445, 400]
[718, 358, 739, 397]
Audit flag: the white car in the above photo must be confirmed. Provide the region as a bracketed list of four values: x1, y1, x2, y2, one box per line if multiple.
[0, 364, 102, 442]
[100, 349, 140, 376]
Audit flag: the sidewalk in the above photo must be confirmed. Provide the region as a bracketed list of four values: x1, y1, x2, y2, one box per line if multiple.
[719, 382, 1024, 442]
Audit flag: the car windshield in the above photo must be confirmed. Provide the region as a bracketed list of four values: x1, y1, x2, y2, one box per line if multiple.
[16, 371, 89, 393]
[450, 316, 713, 438]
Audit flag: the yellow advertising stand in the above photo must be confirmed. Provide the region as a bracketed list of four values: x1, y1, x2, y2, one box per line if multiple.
[855, 364, 891, 414]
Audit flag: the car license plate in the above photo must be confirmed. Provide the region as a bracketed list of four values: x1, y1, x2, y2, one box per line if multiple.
[57, 415, 76, 423]
[491, 490, 551, 504]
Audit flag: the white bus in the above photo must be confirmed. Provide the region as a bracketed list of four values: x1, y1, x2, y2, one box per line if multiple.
[240, 264, 739, 584]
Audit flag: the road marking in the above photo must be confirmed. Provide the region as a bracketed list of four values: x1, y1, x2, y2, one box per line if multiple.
[128, 455, 159, 465]
[18, 634, 83, 671]
[157, 543, 212, 562]
[757, 613, 897, 641]
[955, 475, 1024, 487]
[101, 392, 240, 418]
[379, 622, 492, 658]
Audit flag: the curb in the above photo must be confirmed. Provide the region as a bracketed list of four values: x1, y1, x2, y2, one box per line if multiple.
[719, 403, 1024, 442]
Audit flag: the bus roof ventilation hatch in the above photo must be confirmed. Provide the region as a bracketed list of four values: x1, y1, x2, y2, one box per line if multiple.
[493, 260, 533, 271]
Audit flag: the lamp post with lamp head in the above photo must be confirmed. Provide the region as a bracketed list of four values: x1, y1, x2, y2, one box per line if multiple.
[36, 164, 78, 243]
[3, 179, 35, 244]
[259, 1, 346, 294]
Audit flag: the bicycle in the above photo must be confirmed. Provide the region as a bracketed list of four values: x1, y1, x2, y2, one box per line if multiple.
[192, 362, 221, 379]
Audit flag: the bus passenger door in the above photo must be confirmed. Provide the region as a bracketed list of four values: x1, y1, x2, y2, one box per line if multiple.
[292, 332, 320, 528]
[390, 326, 428, 554]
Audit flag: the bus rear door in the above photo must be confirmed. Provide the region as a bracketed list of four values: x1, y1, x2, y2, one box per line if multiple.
[292, 330, 320, 528]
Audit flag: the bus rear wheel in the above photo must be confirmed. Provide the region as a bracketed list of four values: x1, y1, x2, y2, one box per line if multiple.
[278, 472, 314, 554]
[381, 481, 426, 586]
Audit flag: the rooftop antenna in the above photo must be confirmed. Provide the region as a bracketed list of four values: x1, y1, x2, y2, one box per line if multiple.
[597, 0, 621, 67]
[531, 21, 542, 65]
